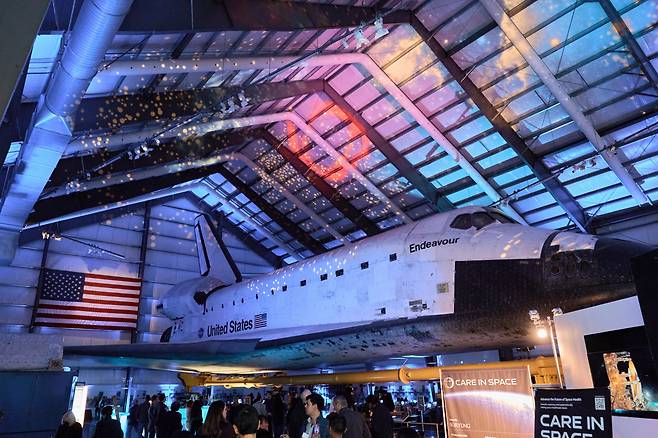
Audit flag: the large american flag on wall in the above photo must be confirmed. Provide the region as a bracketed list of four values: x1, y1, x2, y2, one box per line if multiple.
[34, 269, 141, 331]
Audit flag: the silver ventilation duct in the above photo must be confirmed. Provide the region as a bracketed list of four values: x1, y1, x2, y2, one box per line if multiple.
[0, 0, 134, 264]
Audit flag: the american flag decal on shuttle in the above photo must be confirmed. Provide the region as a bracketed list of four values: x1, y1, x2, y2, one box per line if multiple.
[254, 313, 267, 329]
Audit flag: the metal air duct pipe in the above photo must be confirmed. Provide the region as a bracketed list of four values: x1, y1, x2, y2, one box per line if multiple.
[0, 0, 134, 265]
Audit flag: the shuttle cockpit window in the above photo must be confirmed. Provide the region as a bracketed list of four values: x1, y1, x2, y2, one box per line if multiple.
[486, 209, 517, 225]
[471, 212, 496, 229]
[450, 214, 472, 230]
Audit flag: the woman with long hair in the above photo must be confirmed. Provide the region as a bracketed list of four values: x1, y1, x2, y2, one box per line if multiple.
[190, 399, 204, 436]
[199, 400, 233, 438]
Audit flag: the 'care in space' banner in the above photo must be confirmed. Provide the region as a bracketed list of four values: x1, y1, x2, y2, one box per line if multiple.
[535, 388, 612, 438]
[440, 366, 534, 438]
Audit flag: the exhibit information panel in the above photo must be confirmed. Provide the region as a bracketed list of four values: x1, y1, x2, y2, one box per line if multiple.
[534, 388, 612, 438]
[440, 366, 534, 438]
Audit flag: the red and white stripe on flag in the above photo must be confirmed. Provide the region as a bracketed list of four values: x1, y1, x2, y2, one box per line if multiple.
[35, 271, 141, 331]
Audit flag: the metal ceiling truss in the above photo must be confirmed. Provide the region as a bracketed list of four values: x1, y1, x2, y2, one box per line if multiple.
[322, 83, 454, 213]
[479, 0, 650, 207]
[409, 15, 593, 232]
[258, 129, 381, 236]
[30, 151, 328, 255]
[597, 0, 658, 91]
[40, 0, 410, 34]
[214, 166, 326, 255]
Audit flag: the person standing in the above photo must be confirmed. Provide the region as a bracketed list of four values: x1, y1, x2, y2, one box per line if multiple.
[330, 397, 370, 438]
[94, 405, 123, 438]
[270, 391, 285, 438]
[286, 393, 305, 438]
[302, 394, 328, 438]
[55, 411, 83, 438]
[137, 395, 151, 438]
[158, 401, 183, 438]
[365, 397, 392, 438]
[231, 405, 259, 438]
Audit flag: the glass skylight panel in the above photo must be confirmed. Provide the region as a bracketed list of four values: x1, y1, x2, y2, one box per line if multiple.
[449, 115, 494, 144]
[402, 140, 441, 166]
[433, 168, 469, 188]
[536, 216, 571, 230]
[622, 135, 658, 163]
[513, 191, 558, 212]
[543, 142, 597, 168]
[632, 155, 658, 177]
[433, 100, 479, 131]
[621, 0, 656, 32]
[400, 63, 450, 100]
[456, 194, 493, 208]
[524, 204, 566, 225]
[354, 150, 386, 173]
[566, 171, 621, 197]
[477, 148, 518, 170]
[577, 184, 629, 209]
[417, 81, 465, 115]
[368, 25, 421, 66]
[464, 133, 505, 158]
[418, 154, 458, 179]
[328, 64, 368, 95]
[447, 184, 485, 204]
[493, 166, 533, 186]
[361, 94, 400, 125]
[336, 135, 375, 161]
[3, 142, 22, 166]
[500, 177, 545, 197]
[433, 3, 492, 52]
[642, 174, 658, 192]
[384, 43, 437, 84]
[517, 104, 570, 137]
[511, 0, 574, 33]
[415, 0, 470, 33]
[527, 3, 606, 56]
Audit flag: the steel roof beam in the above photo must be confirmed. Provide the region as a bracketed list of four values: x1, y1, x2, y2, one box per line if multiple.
[598, 0, 658, 91]
[29, 156, 327, 255]
[40, 0, 410, 34]
[322, 83, 454, 213]
[409, 15, 593, 233]
[258, 129, 380, 236]
[480, 0, 650, 207]
[214, 166, 326, 255]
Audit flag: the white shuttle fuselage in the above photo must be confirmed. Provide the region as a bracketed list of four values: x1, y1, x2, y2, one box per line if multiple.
[161, 206, 598, 345]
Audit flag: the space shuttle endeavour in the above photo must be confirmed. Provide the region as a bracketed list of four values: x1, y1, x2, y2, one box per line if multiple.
[65, 207, 655, 374]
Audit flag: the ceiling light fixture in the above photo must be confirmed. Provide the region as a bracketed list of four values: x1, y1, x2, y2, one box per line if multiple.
[374, 17, 389, 39]
[354, 29, 369, 49]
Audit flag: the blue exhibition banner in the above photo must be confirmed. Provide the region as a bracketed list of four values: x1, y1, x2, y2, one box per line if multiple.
[534, 388, 612, 438]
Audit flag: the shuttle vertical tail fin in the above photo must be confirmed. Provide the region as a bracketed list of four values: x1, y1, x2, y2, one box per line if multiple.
[194, 214, 242, 285]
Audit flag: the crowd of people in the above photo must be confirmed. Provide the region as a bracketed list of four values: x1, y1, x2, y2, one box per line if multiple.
[55, 387, 421, 438]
